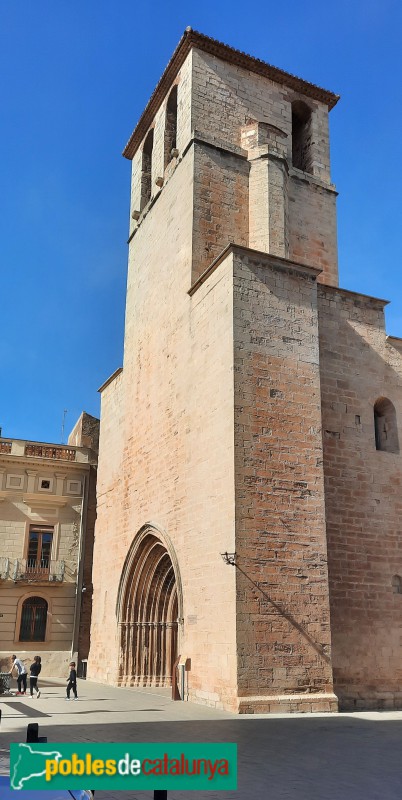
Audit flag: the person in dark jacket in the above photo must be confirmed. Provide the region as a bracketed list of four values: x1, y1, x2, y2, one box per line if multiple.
[66, 661, 78, 700]
[29, 655, 41, 698]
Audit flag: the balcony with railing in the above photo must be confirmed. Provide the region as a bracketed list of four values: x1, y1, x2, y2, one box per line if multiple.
[25, 444, 76, 460]
[0, 437, 93, 463]
[0, 557, 65, 583]
[0, 441, 12, 454]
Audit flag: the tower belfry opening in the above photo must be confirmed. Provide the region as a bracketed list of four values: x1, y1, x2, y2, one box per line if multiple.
[140, 129, 154, 211]
[292, 100, 313, 173]
[164, 85, 178, 168]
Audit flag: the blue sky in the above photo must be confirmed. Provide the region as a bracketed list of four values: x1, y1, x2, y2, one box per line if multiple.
[1, 1, 401, 443]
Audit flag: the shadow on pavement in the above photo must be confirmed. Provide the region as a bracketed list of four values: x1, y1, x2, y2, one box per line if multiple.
[2, 714, 402, 799]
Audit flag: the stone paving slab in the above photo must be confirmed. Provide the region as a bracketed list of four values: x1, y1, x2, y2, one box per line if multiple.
[1, 679, 402, 799]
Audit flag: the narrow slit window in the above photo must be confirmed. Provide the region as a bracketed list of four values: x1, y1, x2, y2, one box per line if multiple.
[140, 129, 154, 211]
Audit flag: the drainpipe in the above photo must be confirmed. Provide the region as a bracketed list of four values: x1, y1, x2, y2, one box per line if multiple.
[71, 472, 88, 661]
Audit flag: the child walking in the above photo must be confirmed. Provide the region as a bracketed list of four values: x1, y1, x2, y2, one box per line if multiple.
[29, 655, 41, 698]
[66, 661, 78, 700]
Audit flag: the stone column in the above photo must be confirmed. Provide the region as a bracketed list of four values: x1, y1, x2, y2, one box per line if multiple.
[242, 121, 289, 258]
[55, 472, 66, 496]
[26, 470, 37, 493]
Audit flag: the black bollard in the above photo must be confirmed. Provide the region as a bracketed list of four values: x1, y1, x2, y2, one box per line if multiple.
[154, 792, 168, 799]
[26, 723, 38, 742]
[26, 722, 47, 743]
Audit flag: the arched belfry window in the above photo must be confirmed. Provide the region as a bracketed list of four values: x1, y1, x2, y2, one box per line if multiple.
[140, 129, 154, 211]
[19, 596, 48, 641]
[164, 86, 178, 169]
[292, 101, 313, 173]
[374, 397, 399, 453]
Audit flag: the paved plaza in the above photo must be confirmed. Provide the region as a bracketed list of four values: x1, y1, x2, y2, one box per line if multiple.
[1, 679, 402, 799]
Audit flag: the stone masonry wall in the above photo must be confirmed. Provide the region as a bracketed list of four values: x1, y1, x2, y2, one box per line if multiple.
[89, 370, 125, 684]
[77, 464, 97, 663]
[191, 49, 304, 163]
[89, 152, 239, 710]
[318, 285, 402, 709]
[233, 248, 336, 713]
[192, 142, 249, 283]
[288, 173, 338, 286]
[68, 412, 100, 453]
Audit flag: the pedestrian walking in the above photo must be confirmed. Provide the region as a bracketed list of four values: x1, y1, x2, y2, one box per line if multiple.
[28, 655, 41, 699]
[10, 654, 28, 695]
[66, 661, 78, 700]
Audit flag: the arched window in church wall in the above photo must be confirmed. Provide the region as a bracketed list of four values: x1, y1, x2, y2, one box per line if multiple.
[374, 397, 399, 453]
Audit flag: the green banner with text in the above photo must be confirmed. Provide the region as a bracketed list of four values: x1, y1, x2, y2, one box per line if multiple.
[10, 742, 237, 791]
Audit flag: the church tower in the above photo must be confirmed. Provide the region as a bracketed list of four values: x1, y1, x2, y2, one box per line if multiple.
[125, 28, 339, 288]
[89, 29, 340, 713]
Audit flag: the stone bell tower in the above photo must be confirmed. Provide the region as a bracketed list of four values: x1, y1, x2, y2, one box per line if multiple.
[89, 29, 340, 713]
[124, 28, 339, 288]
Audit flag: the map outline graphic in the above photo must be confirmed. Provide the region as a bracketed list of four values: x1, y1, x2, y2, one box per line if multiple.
[11, 742, 63, 790]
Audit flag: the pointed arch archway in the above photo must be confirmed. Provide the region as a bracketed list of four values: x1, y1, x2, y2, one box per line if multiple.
[116, 524, 183, 687]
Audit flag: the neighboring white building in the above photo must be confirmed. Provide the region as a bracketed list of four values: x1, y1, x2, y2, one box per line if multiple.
[0, 413, 98, 678]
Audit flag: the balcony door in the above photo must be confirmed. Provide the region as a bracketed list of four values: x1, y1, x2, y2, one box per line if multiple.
[27, 526, 53, 578]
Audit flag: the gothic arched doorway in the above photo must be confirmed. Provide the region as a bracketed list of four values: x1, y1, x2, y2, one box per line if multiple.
[116, 526, 182, 687]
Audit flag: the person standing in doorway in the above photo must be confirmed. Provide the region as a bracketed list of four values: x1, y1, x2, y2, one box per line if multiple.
[28, 655, 41, 699]
[10, 654, 28, 695]
[66, 661, 78, 700]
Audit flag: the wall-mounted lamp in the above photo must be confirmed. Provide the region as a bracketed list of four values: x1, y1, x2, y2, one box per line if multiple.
[221, 552, 236, 566]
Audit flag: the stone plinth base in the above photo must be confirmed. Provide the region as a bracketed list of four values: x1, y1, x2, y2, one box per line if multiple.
[238, 692, 339, 714]
[337, 687, 402, 712]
